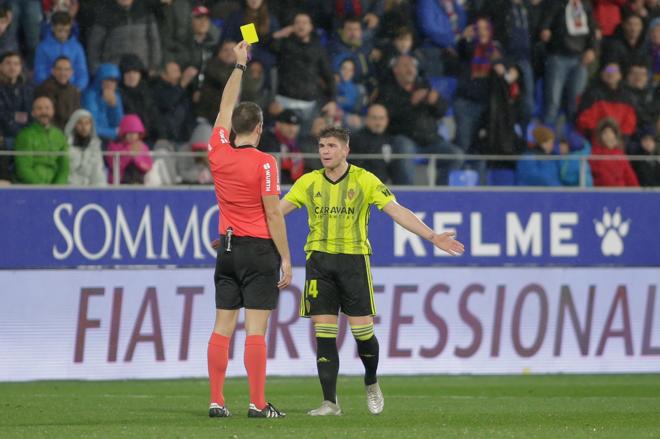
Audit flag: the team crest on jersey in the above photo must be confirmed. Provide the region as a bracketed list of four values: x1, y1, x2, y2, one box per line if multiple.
[347, 188, 356, 201]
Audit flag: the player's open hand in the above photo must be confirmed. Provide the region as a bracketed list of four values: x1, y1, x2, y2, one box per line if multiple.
[278, 258, 293, 289]
[431, 231, 465, 256]
[233, 40, 250, 65]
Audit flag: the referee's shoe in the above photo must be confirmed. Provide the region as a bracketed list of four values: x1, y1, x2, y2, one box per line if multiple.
[247, 402, 286, 418]
[209, 403, 230, 417]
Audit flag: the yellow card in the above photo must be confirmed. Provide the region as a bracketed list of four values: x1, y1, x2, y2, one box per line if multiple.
[240, 23, 259, 44]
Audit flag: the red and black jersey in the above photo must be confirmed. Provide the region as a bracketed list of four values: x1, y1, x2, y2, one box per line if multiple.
[577, 82, 637, 136]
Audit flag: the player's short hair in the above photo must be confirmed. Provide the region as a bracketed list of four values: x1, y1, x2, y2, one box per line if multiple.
[319, 126, 350, 146]
[0, 5, 10, 18]
[231, 102, 263, 135]
[51, 11, 72, 26]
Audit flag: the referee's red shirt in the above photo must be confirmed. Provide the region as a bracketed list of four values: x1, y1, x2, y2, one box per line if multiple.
[207, 126, 280, 238]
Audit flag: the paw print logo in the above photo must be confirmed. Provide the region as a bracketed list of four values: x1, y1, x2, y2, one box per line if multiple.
[594, 208, 630, 256]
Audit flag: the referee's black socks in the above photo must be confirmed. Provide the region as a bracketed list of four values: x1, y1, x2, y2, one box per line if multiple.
[351, 323, 379, 386]
[314, 323, 339, 404]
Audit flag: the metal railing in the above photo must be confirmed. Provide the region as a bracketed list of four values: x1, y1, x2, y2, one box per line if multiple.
[0, 149, 657, 188]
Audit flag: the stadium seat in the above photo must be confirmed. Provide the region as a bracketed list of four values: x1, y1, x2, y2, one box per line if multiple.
[487, 169, 516, 186]
[428, 76, 458, 102]
[449, 169, 479, 187]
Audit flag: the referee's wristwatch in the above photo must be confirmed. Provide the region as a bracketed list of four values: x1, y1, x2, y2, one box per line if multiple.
[234, 63, 247, 72]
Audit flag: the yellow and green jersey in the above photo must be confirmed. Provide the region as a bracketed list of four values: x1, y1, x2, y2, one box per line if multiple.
[284, 164, 395, 255]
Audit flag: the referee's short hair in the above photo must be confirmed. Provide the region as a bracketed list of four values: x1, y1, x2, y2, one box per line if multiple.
[232, 102, 263, 135]
[319, 126, 350, 146]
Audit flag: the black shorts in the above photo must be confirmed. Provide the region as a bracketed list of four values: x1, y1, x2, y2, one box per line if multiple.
[214, 235, 281, 310]
[300, 251, 376, 318]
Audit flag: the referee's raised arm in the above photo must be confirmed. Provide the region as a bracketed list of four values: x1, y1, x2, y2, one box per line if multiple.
[214, 40, 249, 132]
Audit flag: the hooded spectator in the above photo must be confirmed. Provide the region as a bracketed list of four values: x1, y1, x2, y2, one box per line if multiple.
[106, 114, 152, 184]
[558, 128, 593, 187]
[14, 96, 69, 184]
[34, 11, 89, 91]
[589, 118, 639, 187]
[87, 0, 162, 74]
[0, 51, 32, 147]
[516, 125, 562, 186]
[65, 108, 106, 186]
[577, 61, 637, 138]
[34, 56, 81, 130]
[118, 53, 161, 142]
[83, 63, 124, 141]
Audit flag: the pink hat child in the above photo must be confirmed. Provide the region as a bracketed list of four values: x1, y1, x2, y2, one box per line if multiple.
[106, 114, 153, 184]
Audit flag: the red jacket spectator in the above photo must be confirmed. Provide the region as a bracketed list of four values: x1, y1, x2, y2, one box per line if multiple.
[589, 118, 639, 187]
[577, 62, 637, 137]
[593, 0, 628, 37]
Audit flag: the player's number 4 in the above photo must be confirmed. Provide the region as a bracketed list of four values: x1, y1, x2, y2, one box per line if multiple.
[306, 280, 319, 299]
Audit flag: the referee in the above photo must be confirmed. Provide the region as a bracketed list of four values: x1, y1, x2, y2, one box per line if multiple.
[206, 41, 291, 419]
[280, 127, 464, 416]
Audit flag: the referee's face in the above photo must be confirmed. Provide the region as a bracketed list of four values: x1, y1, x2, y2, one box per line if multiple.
[318, 137, 348, 170]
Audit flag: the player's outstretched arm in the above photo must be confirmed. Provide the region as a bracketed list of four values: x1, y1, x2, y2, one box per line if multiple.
[279, 199, 298, 217]
[382, 201, 465, 256]
[214, 40, 249, 131]
[263, 194, 293, 288]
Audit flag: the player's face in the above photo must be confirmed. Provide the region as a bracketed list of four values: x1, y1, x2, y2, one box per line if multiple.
[318, 136, 348, 169]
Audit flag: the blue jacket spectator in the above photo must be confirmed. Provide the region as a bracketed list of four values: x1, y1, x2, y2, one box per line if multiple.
[516, 126, 562, 186]
[559, 134, 593, 187]
[417, 0, 466, 49]
[82, 63, 123, 141]
[34, 12, 89, 91]
[328, 15, 374, 86]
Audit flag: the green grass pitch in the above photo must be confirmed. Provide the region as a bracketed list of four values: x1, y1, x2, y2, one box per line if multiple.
[1, 375, 659, 438]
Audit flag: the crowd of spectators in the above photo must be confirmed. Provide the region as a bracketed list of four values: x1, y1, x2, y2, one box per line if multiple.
[1, 0, 659, 187]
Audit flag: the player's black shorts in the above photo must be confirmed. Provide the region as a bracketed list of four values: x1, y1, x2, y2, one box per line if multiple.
[301, 251, 376, 318]
[214, 235, 280, 310]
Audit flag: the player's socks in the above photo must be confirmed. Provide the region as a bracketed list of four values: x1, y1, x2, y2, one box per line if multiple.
[208, 332, 230, 406]
[314, 323, 339, 404]
[244, 335, 267, 410]
[351, 323, 379, 385]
